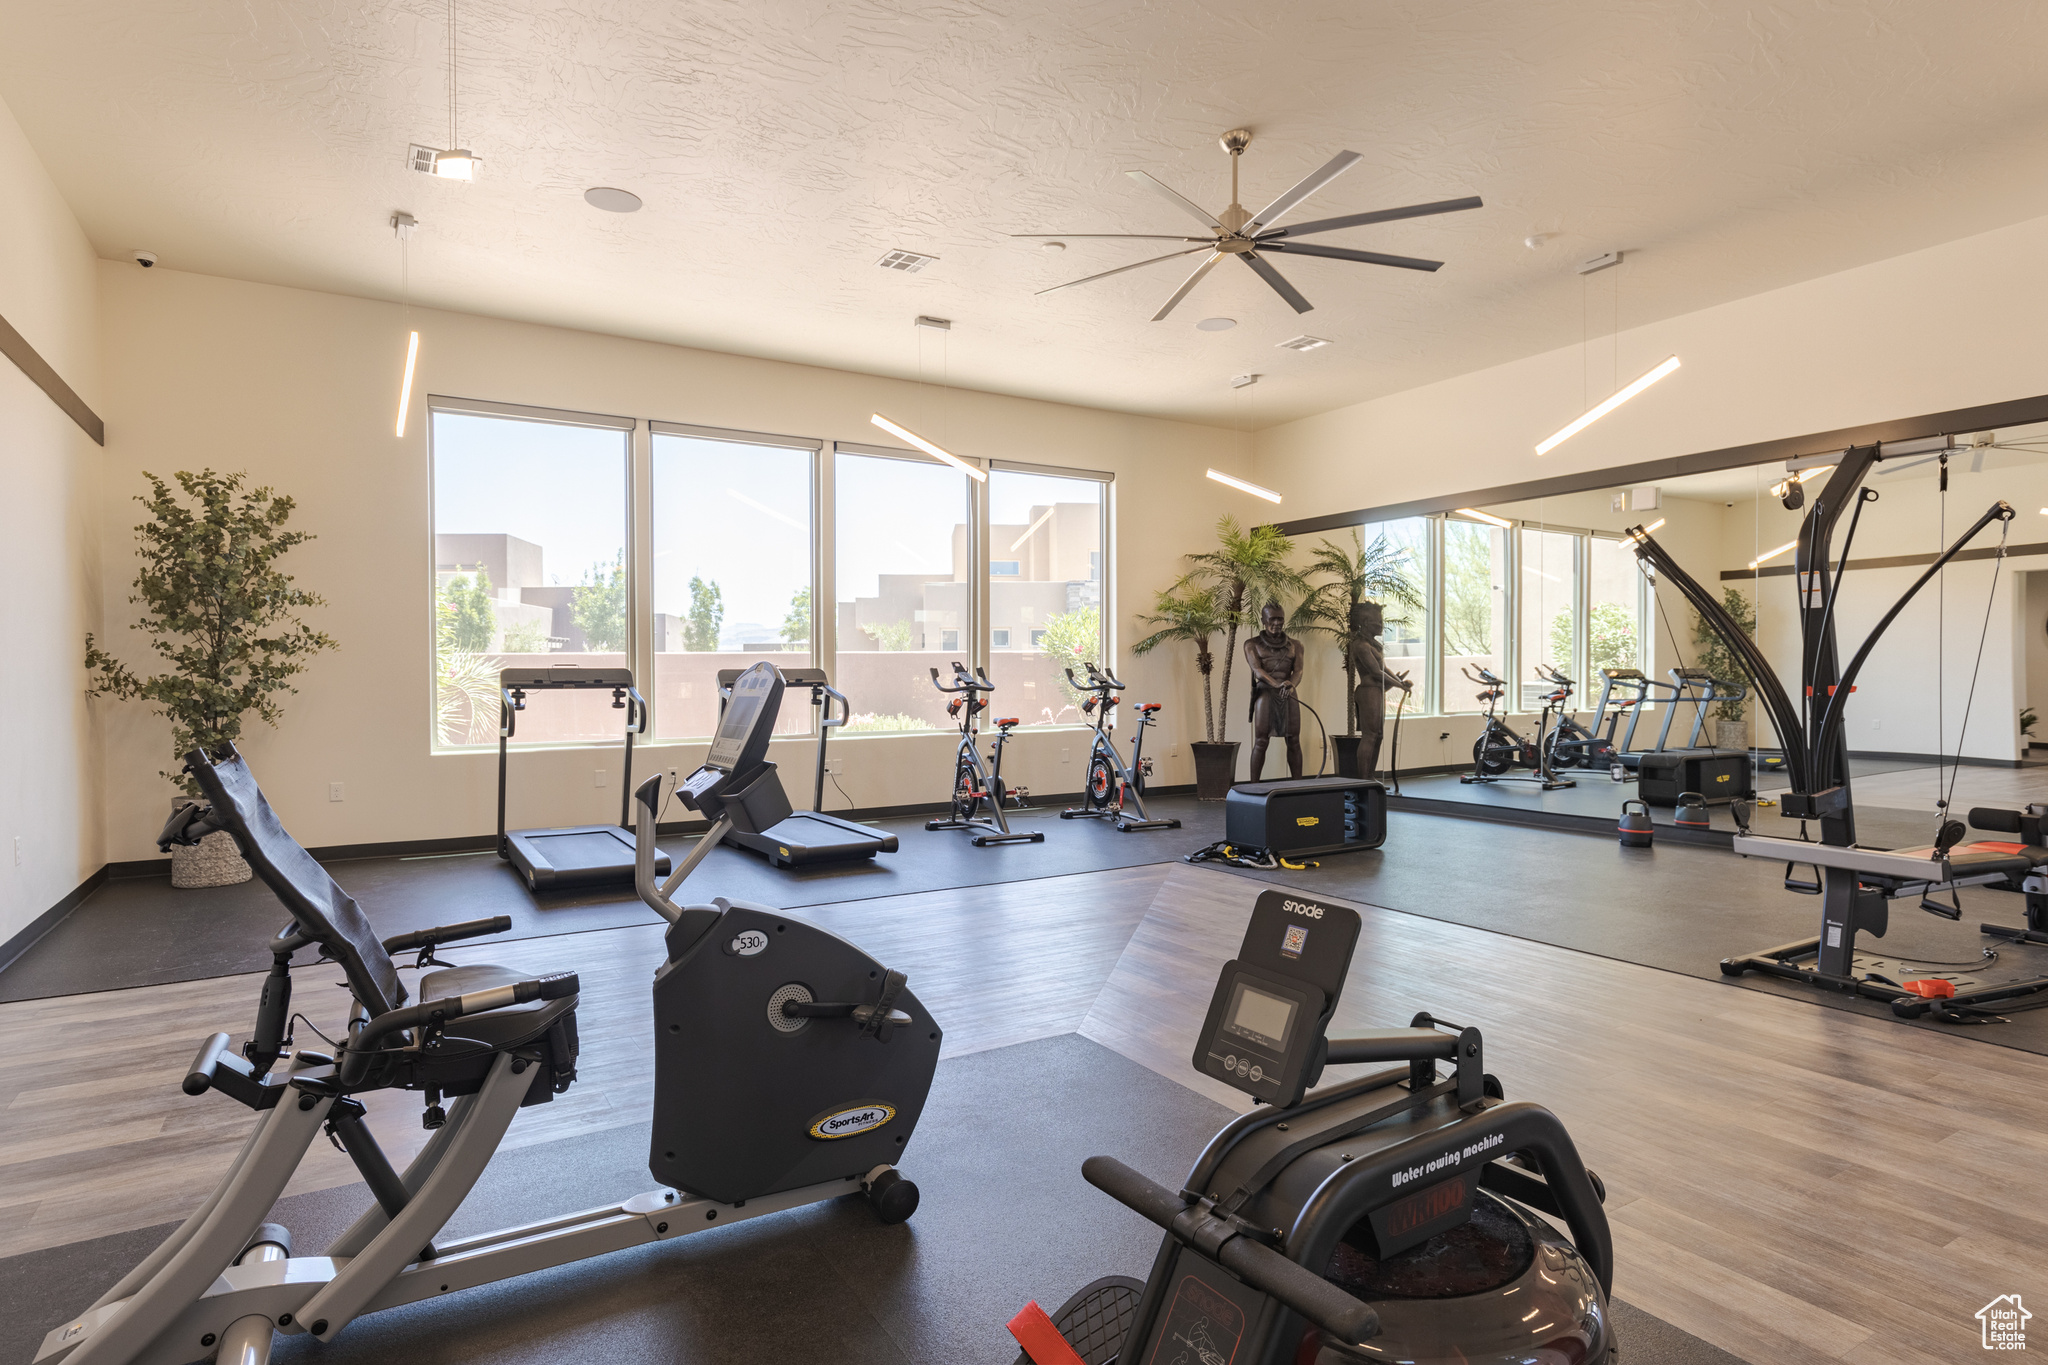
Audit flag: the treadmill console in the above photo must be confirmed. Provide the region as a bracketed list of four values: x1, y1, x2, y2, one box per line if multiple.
[678, 662, 785, 813]
[1193, 890, 1361, 1107]
[499, 666, 635, 689]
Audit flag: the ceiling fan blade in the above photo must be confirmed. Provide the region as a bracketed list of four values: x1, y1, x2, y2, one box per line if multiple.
[1259, 195, 1484, 241]
[1034, 245, 1214, 296]
[1009, 233, 1218, 242]
[1125, 171, 1224, 231]
[1248, 150, 1363, 231]
[1151, 251, 1228, 321]
[1240, 251, 1313, 314]
[1261, 240, 1442, 272]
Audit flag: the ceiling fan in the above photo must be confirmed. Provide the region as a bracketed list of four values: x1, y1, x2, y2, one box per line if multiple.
[1014, 129, 1482, 321]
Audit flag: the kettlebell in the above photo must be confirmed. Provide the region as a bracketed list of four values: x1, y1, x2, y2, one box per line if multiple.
[1674, 791, 1711, 830]
[1618, 799, 1654, 847]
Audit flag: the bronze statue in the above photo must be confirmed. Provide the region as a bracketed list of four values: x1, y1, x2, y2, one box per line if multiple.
[1347, 600, 1413, 778]
[1244, 600, 1306, 781]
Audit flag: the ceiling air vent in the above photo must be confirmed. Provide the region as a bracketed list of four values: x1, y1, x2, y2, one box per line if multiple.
[1276, 335, 1332, 352]
[408, 144, 441, 174]
[877, 249, 939, 274]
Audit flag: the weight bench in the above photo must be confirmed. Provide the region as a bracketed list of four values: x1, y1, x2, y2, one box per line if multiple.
[1726, 824, 2048, 1019]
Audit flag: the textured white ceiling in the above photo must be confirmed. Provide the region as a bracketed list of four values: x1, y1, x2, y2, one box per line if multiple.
[7, 0, 2048, 427]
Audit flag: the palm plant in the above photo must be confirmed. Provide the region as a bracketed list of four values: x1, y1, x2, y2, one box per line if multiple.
[1132, 581, 1229, 742]
[1295, 530, 1425, 732]
[1183, 516, 1307, 733]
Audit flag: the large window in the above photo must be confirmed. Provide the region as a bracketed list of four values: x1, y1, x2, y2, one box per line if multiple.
[1352, 518, 1428, 715]
[1518, 527, 1579, 709]
[430, 403, 630, 749]
[985, 467, 1108, 727]
[1441, 518, 1508, 713]
[650, 428, 816, 740]
[834, 447, 973, 732]
[1587, 535, 1647, 681]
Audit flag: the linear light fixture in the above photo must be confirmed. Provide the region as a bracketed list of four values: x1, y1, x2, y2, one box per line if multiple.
[1535, 355, 1682, 456]
[727, 488, 803, 529]
[870, 413, 986, 481]
[1453, 507, 1513, 529]
[1640, 518, 1666, 534]
[1206, 469, 1281, 504]
[1749, 538, 1798, 570]
[1769, 467, 1827, 498]
[395, 330, 419, 437]
[1010, 506, 1057, 552]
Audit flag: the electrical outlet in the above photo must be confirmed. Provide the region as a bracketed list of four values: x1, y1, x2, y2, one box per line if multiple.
[824, 758, 844, 775]
[1870, 719, 1880, 731]
[1168, 744, 1180, 757]
[12, 836, 20, 867]
[1062, 747, 1071, 764]
[329, 782, 345, 802]
[595, 769, 608, 788]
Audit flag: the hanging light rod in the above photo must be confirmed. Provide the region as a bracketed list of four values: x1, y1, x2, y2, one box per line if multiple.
[1748, 538, 1798, 570]
[1206, 469, 1281, 503]
[1535, 356, 1682, 456]
[870, 413, 986, 481]
[395, 331, 420, 438]
[1639, 517, 1666, 534]
[1010, 505, 1057, 551]
[1453, 507, 1513, 529]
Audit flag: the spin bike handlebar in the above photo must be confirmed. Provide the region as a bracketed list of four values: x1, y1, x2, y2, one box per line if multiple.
[1067, 660, 1126, 692]
[929, 662, 993, 694]
[1082, 1156, 1382, 1347]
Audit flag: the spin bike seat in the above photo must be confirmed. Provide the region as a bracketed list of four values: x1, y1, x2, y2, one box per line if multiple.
[1138, 703, 1162, 715]
[994, 717, 1020, 728]
[1478, 689, 1503, 702]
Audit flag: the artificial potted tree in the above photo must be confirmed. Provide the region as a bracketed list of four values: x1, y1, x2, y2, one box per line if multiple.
[1132, 581, 1232, 797]
[1690, 587, 1756, 751]
[1182, 516, 1307, 787]
[86, 470, 335, 887]
[1297, 529, 1425, 776]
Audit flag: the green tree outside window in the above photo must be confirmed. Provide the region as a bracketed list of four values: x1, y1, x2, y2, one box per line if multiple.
[573, 551, 628, 652]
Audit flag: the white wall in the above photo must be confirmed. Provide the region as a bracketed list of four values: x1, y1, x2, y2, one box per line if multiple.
[2025, 572, 2048, 743]
[0, 93, 103, 941]
[93, 266, 1245, 861]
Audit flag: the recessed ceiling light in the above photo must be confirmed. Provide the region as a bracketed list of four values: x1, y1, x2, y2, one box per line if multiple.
[1196, 317, 1236, 332]
[878, 249, 939, 273]
[584, 187, 642, 213]
[1041, 241, 1066, 253]
[1276, 335, 1330, 351]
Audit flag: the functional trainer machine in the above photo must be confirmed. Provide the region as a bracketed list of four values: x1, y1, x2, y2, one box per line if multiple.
[71, 688, 940, 1365]
[710, 665, 899, 867]
[1010, 888, 1613, 1365]
[1059, 661, 1180, 832]
[1629, 437, 2048, 1021]
[927, 661, 1044, 846]
[496, 665, 670, 891]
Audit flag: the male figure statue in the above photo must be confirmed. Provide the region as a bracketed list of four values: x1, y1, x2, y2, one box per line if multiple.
[1347, 600, 1413, 779]
[1244, 600, 1306, 781]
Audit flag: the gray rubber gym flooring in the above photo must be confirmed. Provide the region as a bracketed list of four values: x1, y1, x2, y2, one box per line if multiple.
[0, 1035, 1743, 1365]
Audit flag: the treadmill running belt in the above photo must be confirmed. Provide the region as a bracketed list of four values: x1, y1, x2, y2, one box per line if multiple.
[525, 829, 633, 864]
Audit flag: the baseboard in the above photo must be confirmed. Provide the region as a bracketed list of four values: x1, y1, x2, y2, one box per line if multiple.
[94, 784, 1203, 880]
[1847, 748, 2021, 769]
[0, 866, 108, 973]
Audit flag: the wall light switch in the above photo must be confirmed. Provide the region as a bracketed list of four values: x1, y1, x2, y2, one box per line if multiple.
[595, 769, 608, 788]
[329, 782, 345, 802]
[12, 836, 20, 867]
[1061, 748, 1071, 764]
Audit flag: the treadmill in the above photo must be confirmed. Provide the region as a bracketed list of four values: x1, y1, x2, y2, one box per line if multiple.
[712, 666, 899, 868]
[497, 665, 671, 891]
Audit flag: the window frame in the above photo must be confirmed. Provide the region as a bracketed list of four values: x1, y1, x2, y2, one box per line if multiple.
[983, 460, 1114, 731]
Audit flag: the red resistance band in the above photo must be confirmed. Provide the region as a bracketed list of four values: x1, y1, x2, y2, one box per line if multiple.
[1008, 1301, 1088, 1365]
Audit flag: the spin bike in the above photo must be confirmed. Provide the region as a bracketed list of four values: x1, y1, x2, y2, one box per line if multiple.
[1533, 665, 1602, 772]
[1058, 661, 1181, 832]
[45, 664, 941, 1365]
[1460, 666, 1574, 790]
[927, 660, 1044, 846]
[1010, 888, 1613, 1365]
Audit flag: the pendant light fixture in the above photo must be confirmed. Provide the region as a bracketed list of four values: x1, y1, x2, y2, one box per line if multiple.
[1536, 252, 1678, 455]
[873, 316, 985, 481]
[433, 0, 478, 179]
[393, 212, 420, 437]
[1206, 373, 1279, 503]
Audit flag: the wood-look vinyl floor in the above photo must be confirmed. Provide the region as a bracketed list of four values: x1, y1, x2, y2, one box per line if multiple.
[1083, 864, 2048, 1365]
[0, 865, 1164, 1260]
[6, 853, 2044, 1365]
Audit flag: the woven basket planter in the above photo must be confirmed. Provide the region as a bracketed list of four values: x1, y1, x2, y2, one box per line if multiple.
[169, 800, 251, 888]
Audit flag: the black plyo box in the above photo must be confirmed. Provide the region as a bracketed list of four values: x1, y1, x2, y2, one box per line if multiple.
[1637, 751, 1751, 806]
[1225, 777, 1387, 856]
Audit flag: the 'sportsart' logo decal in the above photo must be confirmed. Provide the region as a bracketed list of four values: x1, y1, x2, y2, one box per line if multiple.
[808, 1102, 897, 1140]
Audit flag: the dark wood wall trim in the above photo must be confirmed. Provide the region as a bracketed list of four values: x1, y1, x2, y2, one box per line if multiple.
[1274, 392, 2048, 536]
[0, 309, 104, 446]
[1722, 540, 2048, 581]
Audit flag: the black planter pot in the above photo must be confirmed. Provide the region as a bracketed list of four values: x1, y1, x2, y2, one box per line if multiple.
[1332, 734, 1364, 778]
[1192, 741, 1240, 800]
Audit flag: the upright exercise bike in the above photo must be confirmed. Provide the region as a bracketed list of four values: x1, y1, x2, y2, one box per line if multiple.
[1459, 666, 1574, 790]
[927, 661, 1044, 846]
[46, 663, 941, 1365]
[1059, 661, 1181, 832]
